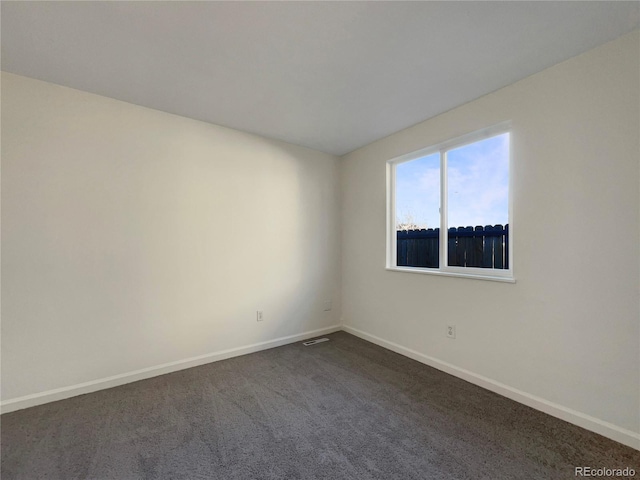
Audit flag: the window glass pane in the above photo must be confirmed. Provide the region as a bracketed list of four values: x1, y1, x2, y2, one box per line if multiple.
[395, 153, 440, 268]
[446, 133, 509, 269]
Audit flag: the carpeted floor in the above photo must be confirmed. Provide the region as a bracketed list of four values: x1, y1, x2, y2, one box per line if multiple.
[1, 331, 638, 479]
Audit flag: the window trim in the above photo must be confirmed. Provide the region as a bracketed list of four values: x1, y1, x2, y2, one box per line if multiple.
[386, 122, 514, 282]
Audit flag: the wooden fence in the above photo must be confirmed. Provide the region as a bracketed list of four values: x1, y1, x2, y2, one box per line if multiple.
[397, 224, 509, 269]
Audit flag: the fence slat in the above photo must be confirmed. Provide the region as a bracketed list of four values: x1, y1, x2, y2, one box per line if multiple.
[414, 230, 427, 267]
[456, 227, 471, 266]
[448, 227, 457, 266]
[481, 225, 493, 268]
[428, 228, 439, 267]
[504, 224, 509, 269]
[467, 226, 483, 267]
[493, 224, 504, 269]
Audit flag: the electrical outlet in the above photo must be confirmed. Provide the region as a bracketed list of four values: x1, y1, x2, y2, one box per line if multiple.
[323, 300, 332, 312]
[446, 325, 456, 339]
[257, 311, 264, 322]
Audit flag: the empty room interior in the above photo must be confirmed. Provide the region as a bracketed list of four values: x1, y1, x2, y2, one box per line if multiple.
[1, 1, 640, 479]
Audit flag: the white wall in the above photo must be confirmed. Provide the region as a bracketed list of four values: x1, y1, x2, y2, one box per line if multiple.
[341, 30, 640, 442]
[1, 73, 341, 403]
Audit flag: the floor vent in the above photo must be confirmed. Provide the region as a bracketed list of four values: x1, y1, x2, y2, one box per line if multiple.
[303, 338, 329, 346]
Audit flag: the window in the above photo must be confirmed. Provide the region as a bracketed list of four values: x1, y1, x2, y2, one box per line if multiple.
[387, 124, 513, 282]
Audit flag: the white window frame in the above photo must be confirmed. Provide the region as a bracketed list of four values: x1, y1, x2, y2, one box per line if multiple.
[386, 123, 514, 283]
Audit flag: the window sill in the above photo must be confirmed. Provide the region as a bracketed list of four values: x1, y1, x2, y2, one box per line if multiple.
[386, 266, 516, 283]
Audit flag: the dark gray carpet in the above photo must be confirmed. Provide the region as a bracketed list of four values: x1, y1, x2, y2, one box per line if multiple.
[1, 331, 638, 479]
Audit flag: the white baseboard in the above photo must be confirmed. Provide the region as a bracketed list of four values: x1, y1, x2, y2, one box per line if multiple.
[4, 323, 638, 451]
[343, 325, 640, 451]
[0, 324, 342, 415]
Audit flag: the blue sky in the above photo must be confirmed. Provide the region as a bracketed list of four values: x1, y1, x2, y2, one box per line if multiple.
[396, 133, 509, 229]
